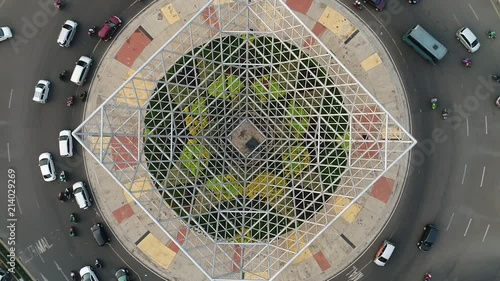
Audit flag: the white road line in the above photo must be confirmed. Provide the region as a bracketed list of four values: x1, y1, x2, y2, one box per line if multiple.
[482, 224, 490, 242]
[8, 89, 13, 109]
[16, 197, 23, 215]
[453, 14, 460, 25]
[469, 4, 479, 20]
[461, 164, 467, 184]
[485, 116, 488, 134]
[446, 212, 455, 231]
[35, 198, 40, 208]
[7, 142, 10, 163]
[480, 166, 486, 187]
[466, 118, 469, 136]
[491, 0, 500, 20]
[464, 218, 472, 236]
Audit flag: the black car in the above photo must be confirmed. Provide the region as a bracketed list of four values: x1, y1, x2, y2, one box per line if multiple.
[91, 223, 110, 246]
[417, 224, 438, 251]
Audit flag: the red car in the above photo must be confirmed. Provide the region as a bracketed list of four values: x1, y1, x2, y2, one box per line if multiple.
[98, 16, 122, 41]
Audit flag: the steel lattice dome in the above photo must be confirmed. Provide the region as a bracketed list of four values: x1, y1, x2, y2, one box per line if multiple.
[74, 0, 416, 280]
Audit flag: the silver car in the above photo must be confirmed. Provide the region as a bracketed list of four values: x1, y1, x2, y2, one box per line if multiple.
[455, 27, 480, 53]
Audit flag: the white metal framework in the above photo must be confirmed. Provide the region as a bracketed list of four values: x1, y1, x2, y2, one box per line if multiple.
[73, 1, 416, 280]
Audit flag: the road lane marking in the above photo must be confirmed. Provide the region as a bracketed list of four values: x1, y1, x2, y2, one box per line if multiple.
[485, 116, 488, 134]
[480, 166, 486, 187]
[482, 224, 490, 242]
[466, 118, 469, 136]
[453, 14, 460, 25]
[461, 164, 467, 184]
[8, 89, 12, 108]
[54, 260, 69, 281]
[446, 213, 455, 231]
[491, 0, 500, 20]
[464, 218, 472, 236]
[7, 142, 10, 163]
[469, 4, 479, 20]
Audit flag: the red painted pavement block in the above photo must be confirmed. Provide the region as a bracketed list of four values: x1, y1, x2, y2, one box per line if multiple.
[168, 241, 180, 253]
[203, 6, 220, 29]
[286, 0, 314, 14]
[111, 136, 139, 170]
[304, 23, 326, 48]
[176, 226, 188, 245]
[115, 27, 152, 67]
[313, 251, 331, 272]
[112, 203, 135, 224]
[370, 176, 395, 204]
[233, 245, 242, 272]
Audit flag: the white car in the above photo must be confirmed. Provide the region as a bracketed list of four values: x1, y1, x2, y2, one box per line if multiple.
[0, 27, 12, 42]
[38, 153, 56, 182]
[57, 20, 78, 47]
[456, 27, 480, 53]
[58, 130, 73, 157]
[71, 56, 92, 85]
[33, 80, 50, 104]
[79, 266, 99, 281]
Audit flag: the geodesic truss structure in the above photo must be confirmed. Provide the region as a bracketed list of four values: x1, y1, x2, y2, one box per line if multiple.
[73, 0, 416, 280]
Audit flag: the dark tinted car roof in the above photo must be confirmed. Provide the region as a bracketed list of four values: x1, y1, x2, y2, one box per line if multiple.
[420, 225, 438, 250]
[91, 223, 108, 246]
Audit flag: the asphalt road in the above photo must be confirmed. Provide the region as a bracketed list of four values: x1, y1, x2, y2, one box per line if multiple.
[0, 0, 165, 280]
[333, 0, 500, 281]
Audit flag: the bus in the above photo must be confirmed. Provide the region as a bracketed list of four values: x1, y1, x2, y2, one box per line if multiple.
[402, 25, 448, 65]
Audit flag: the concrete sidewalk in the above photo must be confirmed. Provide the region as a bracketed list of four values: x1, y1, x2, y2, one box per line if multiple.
[82, 0, 411, 280]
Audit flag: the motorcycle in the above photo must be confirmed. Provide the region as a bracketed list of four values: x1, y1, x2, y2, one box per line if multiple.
[59, 171, 67, 182]
[59, 70, 68, 81]
[423, 272, 432, 281]
[66, 96, 74, 107]
[95, 259, 102, 268]
[70, 271, 77, 281]
[496, 96, 500, 108]
[69, 226, 76, 237]
[442, 108, 448, 120]
[80, 91, 87, 102]
[88, 26, 97, 36]
[492, 75, 500, 82]
[353, 0, 363, 10]
[430, 97, 437, 110]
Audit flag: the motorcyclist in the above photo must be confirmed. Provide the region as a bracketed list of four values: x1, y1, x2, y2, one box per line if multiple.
[424, 272, 432, 280]
[95, 259, 102, 268]
[496, 96, 500, 107]
[59, 70, 67, 80]
[59, 171, 66, 182]
[442, 108, 448, 119]
[70, 213, 77, 223]
[430, 97, 437, 110]
[463, 58, 471, 67]
[58, 192, 65, 202]
[88, 26, 97, 36]
[70, 271, 77, 280]
[489, 30, 496, 39]
[69, 227, 75, 237]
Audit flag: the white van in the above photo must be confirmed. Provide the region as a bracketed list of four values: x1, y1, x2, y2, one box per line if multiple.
[58, 130, 73, 157]
[374, 240, 395, 266]
[73, 181, 91, 209]
[71, 56, 92, 85]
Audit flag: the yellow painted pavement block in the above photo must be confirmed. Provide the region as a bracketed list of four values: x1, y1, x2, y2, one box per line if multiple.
[161, 3, 180, 25]
[244, 272, 270, 279]
[213, 0, 234, 5]
[116, 69, 155, 106]
[138, 234, 176, 268]
[318, 6, 356, 42]
[285, 234, 313, 264]
[89, 136, 111, 151]
[361, 53, 382, 71]
[123, 178, 153, 203]
[334, 196, 362, 223]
